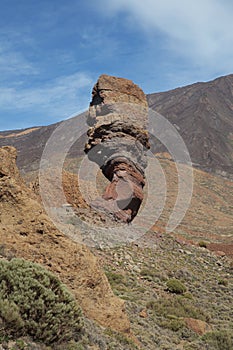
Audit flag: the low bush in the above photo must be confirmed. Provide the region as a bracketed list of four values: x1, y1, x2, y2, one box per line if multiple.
[105, 271, 126, 286]
[0, 258, 82, 344]
[198, 241, 208, 248]
[139, 267, 167, 282]
[217, 278, 228, 286]
[202, 330, 233, 350]
[104, 328, 138, 349]
[166, 279, 187, 294]
[147, 295, 206, 321]
[160, 318, 185, 332]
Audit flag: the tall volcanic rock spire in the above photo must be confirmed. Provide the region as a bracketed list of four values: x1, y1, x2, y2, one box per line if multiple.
[85, 74, 150, 222]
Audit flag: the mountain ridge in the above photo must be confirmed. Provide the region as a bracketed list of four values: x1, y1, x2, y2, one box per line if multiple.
[147, 74, 233, 176]
[0, 73, 233, 178]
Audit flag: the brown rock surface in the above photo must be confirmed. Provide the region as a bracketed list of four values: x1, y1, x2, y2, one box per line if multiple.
[85, 74, 150, 222]
[0, 146, 130, 333]
[184, 318, 212, 335]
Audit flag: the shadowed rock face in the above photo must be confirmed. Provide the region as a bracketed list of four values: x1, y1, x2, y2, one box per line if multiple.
[85, 74, 150, 222]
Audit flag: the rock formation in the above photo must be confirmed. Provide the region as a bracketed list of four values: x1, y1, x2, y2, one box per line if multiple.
[0, 146, 130, 333]
[85, 74, 150, 222]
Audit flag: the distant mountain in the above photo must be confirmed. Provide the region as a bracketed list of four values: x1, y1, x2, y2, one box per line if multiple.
[0, 124, 58, 173]
[147, 74, 233, 177]
[0, 74, 233, 177]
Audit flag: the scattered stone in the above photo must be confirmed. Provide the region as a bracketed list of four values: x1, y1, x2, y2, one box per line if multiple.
[139, 309, 148, 318]
[184, 318, 212, 335]
[215, 250, 226, 257]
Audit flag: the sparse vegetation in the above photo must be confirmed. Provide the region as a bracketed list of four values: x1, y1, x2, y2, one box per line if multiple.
[217, 278, 228, 286]
[104, 328, 138, 349]
[198, 241, 208, 248]
[147, 295, 206, 321]
[105, 271, 126, 286]
[139, 267, 167, 282]
[202, 330, 233, 350]
[93, 233, 233, 349]
[160, 318, 185, 332]
[166, 278, 187, 294]
[1, 233, 233, 350]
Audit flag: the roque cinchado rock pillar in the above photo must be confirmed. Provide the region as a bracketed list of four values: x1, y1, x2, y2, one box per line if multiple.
[85, 74, 150, 222]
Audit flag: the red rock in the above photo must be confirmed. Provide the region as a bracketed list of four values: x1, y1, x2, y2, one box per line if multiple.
[85, 75, 150, 223]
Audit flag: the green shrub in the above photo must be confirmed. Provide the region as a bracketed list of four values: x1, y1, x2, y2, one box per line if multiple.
[104, 328, 138, 349]
[139, 268, 155, 281]
[198, 241, 207, 248]
[160, 318, 185, 332]
[105, 271, 126, 286]
[166, 279, 187, 294]
[139, 268, 167, 282]
[147, 295, 206, 321]
[218, 278, 228, 286]
[202, 330, 233, 350]
[0, 258, 82, 344]
[12, 339, 26, 350]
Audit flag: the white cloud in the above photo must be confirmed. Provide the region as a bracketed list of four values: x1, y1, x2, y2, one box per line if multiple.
[0, 46, 37, 77]
[98, 0, 233, 69]
[0, 30, 38, 78]
[0, 28, 94, 127]
[0, 72, 93, 121]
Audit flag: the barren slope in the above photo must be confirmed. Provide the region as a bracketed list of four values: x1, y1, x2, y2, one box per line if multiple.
[148, 74, 233, 176]
[151, 155, 233, 257]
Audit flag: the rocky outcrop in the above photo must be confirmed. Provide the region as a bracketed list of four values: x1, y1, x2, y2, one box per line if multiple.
[85, 74, 150, 222]
[0, 146, 130, 333]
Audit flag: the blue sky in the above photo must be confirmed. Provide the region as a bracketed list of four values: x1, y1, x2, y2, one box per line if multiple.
[1, 0, 233, 130]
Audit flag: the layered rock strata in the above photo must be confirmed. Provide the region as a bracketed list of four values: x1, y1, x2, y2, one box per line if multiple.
[85, 74, 150, 222]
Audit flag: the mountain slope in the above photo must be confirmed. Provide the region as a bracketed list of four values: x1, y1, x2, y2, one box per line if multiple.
[152, 155, 233, 256]
[147, 74, 233, 176]
[0, 123, 58, 173]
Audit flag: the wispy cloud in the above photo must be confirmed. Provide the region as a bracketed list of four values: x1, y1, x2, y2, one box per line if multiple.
[0, 27, 93, 125]
[98, 0, 233, 72]
[0, 40, 38, 78]
[1, 0, 232, 130]
[0, 72, 93, 123]
[0, 15, 102, 129]
[0, 50, 37, 78]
